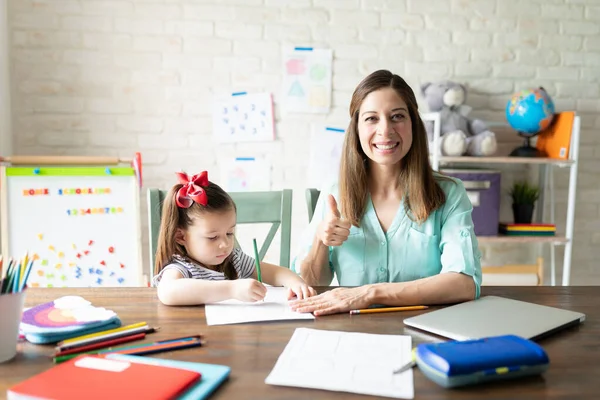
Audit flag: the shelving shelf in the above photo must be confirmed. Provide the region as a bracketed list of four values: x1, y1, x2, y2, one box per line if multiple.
[425, 112, 581, 286]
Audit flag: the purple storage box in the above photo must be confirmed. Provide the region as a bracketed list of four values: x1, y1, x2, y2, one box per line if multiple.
[441, 168, 501, 236]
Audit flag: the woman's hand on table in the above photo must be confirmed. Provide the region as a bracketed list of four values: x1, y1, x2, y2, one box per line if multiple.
[289, 286, 373, 316]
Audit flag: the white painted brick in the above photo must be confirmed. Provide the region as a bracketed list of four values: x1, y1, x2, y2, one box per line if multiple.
[561, 21, 600, 35]
[450, 0, 496, 16]
[83, 33, 132, 51]
[117, 117, 163, 133]
[471, 48, 515, 63]
[333, 59, 359, 75]
[163, 54, 212, 70]
[587, 6, 600, 20]
[514, 80, 558, 96]
[233, 6, 280, 23]
[113, 84, 165, 100]
[182, 101, 212, 117]
[221, 0, 263, 4]
[61, 16, 112, 32]
[87, 98, 132, 114]
[17, 31, 83, 48]
[312, 26, 358, 43]
[469, 17, 516, 32]
[215, 22, 263, 40]
[493, 65, 536, 79]
[62, 50, 113, 66]
[28, 96, 84, 113]
[581, 68, 600, 82]
[233, 40, 280, 58]
[14, 64, 80, 81]
[18, 80, 61, 95]
[264, 24, 310, 42]
[183, 5, 235, 21]
[81, 1, 134, 16]
[576, 99, 600, 113]
[540, 35, 582, 50]
[454, 62, 492, 78]
[166, 87, 211, 102]
[115, 18, 164, 35]
[38, 131, 87, 147]
[381, 13, 424, 29]
[407, 31, 450, 46]
[537, 67, 579, 81]
[134, 3, 182, 18]
[213, 56, 261, 73]
[113, 52, 162, 68]
[517, 19, 559, 34]
[134, 100, 182, 117]
[181, 68, 230, 86]
[556, 82, 600, 99]
[281, 9, 329, 24]
[584, 36, 600, 51]
[516, 49, 560, 66]
[138, 133, 189, 150]
[21, 0, 81, 14]
[562, 52, 585, 66]
[60, 81, 115, 97]
[493, 33, 538, 48]
[542, 4, 584, 19]
[331, 10, 378, 27]
[425, 15, 468, 30]
[453, 31, 491, 46]
[359, 29, 406, 45]
[405, 62, 451, 80]
[424, 46, 469, 62]
[467, 80, 514, 95]
[497, 1, 540, 17]
[165, 21, 213, 36]
[407, 0, 450, 13]
[131, 70, 180, 85]
[361, 0, 406, 10]
[133, 36, 182, 52]
[316, 0, 360, 9]
[13, 49, 61, 64]
[184, 37, 232, 55]
[165, 117, 211, 134]
[89, 133, 137, 148]
[333, 43, 379, 60]
[12, 12, 59, 29]
[80, 67, 129, 84]
[264, 0, 311, 6]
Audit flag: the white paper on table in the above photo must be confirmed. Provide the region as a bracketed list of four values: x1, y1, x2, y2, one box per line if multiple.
[265, 328, 414, 399]
[204, 287, 315, 326]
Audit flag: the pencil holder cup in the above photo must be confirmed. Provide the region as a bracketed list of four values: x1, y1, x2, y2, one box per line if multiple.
[0, 289, 26, 363]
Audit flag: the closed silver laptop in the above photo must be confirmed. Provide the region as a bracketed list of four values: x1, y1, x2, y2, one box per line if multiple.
[403, 295, 586, 341]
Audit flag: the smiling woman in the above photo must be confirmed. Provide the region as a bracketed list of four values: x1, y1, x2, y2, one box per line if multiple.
[289, 70, 482, 316]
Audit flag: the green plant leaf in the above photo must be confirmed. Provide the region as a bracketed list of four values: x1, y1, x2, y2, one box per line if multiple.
[508, 180, 540, 204]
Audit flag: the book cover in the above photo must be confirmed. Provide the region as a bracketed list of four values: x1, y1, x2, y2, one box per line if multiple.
[535, 111, 575, 160]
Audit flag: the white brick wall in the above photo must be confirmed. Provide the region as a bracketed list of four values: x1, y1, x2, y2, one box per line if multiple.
[5, 0, 600, 285]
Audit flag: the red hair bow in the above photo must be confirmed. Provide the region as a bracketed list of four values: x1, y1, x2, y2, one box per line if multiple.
[175, 171, 209, 208]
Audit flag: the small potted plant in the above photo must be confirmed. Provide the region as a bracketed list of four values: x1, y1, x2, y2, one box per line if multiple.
[509, 180, 540, 224]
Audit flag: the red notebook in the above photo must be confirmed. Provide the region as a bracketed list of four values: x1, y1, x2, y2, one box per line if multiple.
[7, 355, 201, 400]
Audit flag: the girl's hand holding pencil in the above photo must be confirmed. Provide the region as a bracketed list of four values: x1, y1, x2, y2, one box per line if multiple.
[0, 253, 34, 295]
[230, 279, 266, 302]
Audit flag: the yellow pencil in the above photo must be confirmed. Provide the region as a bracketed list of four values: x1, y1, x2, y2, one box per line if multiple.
[58, 321, 147, 345]
[349, 305, 428, 315]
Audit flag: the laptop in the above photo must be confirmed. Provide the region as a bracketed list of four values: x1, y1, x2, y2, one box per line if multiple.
[403, 295, 586, 341]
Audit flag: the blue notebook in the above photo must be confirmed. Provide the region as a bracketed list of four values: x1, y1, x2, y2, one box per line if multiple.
[106, 354, 231, 400]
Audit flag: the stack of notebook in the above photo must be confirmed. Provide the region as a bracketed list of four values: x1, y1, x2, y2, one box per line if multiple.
[499, 223, 556, 236]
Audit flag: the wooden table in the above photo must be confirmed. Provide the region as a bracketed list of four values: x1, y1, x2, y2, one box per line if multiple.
[1, 286, 597, 399]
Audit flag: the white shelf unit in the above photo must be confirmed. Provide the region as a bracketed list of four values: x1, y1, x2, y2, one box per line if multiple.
[426, 112, 581, 286]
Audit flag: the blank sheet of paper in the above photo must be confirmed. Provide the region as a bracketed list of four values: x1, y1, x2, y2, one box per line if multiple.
[204, 287, 315, 326]
[265, 328, 414, 399]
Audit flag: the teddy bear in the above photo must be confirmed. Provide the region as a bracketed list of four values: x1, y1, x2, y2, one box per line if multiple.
[420, 81, 497, 157]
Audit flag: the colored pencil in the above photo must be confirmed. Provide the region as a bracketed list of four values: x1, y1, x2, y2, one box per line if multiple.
[55, 332, 147, 357]
[252, 238, 262, 283]
[349, 305, 429, 315]
[56, 326, 157, 352]
[59, 321, 148, 345]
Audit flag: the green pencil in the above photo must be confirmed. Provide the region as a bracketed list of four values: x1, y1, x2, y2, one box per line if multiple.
[252, 238, 262, 283]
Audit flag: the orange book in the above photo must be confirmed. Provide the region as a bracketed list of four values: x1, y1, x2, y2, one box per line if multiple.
[7, 355, 201, 400]
[536, 111, 575, 159]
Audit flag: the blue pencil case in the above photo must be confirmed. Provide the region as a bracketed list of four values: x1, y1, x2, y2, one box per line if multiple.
[416, 335, 549, 388]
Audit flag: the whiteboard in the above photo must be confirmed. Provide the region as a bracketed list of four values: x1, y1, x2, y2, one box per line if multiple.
[1, 166, 143, 288]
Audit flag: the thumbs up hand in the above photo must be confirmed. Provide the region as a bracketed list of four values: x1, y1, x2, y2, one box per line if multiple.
[317, 195, 351, 247]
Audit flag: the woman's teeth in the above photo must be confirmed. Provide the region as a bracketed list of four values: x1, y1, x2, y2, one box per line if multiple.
[374, 143, 398, 150]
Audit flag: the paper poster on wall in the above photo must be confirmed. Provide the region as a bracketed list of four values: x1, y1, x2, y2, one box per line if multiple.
[219, 157, 272, 192]
[282, 47, 332, 114]
[212, 92, 275, 143]
[307, 126, 345, 189]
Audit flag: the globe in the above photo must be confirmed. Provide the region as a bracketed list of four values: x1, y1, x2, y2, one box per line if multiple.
[505, 87, 555, 157]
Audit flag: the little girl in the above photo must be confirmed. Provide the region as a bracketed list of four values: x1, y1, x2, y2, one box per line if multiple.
[153, 171, 317, 306]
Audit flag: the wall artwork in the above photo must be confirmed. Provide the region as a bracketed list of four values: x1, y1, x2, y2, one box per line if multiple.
[307, 126, 346, 189]
[219, 157, 272, 192]
[212, 92, 275, 143]
[282, 47, 332, 114]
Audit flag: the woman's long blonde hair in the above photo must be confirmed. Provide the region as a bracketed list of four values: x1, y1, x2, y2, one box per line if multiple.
[154, 181, 238, 279]
[339, 69, 448, 226]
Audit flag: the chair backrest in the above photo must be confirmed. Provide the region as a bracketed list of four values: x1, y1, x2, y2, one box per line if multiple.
[305, 188, 321, 222]
[147, 188, 293, 281]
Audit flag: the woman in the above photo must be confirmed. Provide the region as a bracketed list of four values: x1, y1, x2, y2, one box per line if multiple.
[289, 69, 482, 316]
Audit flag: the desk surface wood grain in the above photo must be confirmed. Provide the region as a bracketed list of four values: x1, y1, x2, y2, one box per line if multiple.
[1, 286, 597, 400]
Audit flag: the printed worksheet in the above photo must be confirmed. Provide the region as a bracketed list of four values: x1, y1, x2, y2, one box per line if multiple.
[204, 287, 315, 326]
[265, 328, 414, 399]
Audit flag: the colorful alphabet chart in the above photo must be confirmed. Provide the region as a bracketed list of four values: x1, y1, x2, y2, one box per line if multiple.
[0, 166, 144, 288]
[212, 92, 276, 143]
[282, 47, 333, 114]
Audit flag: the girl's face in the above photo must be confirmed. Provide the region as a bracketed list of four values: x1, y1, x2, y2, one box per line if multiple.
[176, 209, 236, 267]
[357, 87, 413, 167]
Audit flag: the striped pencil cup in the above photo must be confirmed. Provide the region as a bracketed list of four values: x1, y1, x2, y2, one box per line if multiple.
[0, 289, 26, 363]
